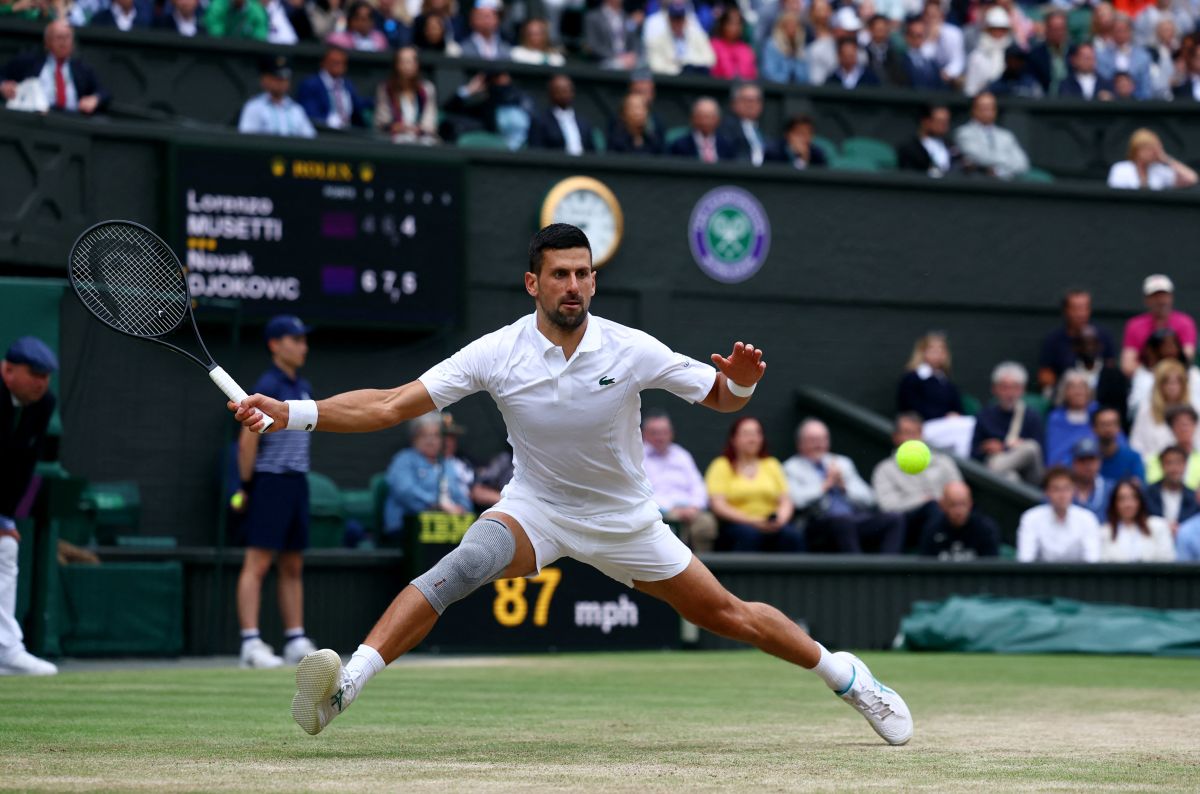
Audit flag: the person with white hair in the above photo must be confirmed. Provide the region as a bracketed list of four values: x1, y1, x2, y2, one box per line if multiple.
[971, 361, 1045, 485]
[382, 411, 472, 543]
[963, 5, 1013, 95]
[1044, 370, 1097, 466]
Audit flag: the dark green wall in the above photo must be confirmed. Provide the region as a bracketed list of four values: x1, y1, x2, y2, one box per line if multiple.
[4, 110, 1200, 544]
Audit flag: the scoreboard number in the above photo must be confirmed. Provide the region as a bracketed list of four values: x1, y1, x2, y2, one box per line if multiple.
[493, 568, 562, 628]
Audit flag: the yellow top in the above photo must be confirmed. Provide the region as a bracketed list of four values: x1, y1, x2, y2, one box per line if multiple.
[704, 456, 787, 520]
[1143, 450, 1200, 490]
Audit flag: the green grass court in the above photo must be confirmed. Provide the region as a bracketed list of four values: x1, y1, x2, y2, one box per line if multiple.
[2, 651, 1198, 791]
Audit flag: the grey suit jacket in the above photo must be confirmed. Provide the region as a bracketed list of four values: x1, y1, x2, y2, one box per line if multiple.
[583, 8, 639, 62]
[783, 453, 876, 517]
[953, 121, 1030, 179]
[460, 34, 512, 60]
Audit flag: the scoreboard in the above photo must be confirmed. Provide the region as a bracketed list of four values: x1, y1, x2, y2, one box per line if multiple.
[173, 145, 464, 327]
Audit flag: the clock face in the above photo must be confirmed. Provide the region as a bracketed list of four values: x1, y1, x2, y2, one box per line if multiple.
[552, 189, 619, 262]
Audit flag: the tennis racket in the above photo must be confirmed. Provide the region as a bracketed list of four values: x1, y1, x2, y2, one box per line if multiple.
[67, 219, 273, 432]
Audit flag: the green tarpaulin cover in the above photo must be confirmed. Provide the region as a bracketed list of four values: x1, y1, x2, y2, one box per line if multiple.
[899, 596, 1200, 656]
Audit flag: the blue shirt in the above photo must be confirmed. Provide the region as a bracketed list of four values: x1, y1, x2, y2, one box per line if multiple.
[1177, 515, 1200, 561]
[1100, 443, 1145, 483]
[238, 94, 316, 138]
[1073, 475, 1112, 522]
[1045, 404, 1096, 467]
[384, 447, 472, 533]
[252, 364, 312, 474]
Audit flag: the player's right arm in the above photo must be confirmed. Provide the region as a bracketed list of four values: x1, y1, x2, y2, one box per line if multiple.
[229, 380, 436, 434]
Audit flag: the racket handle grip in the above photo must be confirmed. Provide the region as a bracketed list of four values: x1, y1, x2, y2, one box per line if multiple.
[209, 366, 274, 434]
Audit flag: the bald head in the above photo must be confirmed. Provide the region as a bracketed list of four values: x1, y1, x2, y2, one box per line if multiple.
[44, 20, 74, 61]
[940, 481, 973, 527]
[691, 98, 721, 136]
[797, 418, 830, 460]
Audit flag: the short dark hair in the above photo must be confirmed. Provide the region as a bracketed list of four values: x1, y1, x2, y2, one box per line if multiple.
[528, 224, 592, 274]
[323, 44, 349, 60]
[641, 408, 671, 427]
[868, 13, 889, 26]
[1091, 406, 1121, 427]
[1042, 465, 1073, 489]
[920, 104, 948, 121]
[895, 411, 924, 430]
[1165, 404, 1199, 429]
[1061, 287, 1090, 308]
[1159, 444, 1188, 464]
[837, 36, 859, 53]
[785, 113, 814, 133]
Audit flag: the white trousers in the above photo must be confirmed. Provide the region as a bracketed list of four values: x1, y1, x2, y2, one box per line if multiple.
[0, 536, 24, 656]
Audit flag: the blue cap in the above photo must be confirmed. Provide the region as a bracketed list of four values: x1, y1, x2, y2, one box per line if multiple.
[264, 315, 312, 341]
[1071, 437, 1100, 460]
[4, 336, 58, 374]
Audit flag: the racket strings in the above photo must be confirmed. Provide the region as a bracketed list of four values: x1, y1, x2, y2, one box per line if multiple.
[71, 223, 189, 338]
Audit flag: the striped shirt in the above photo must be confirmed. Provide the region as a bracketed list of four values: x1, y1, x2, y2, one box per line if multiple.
[253, 364, 312, 474]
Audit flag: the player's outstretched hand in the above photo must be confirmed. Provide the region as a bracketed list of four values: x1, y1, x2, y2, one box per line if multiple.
[711, 341, 766, 388]
[228, 394, 286, 434]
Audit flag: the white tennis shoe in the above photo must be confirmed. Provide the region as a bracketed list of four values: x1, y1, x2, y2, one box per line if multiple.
[834, 652, 913, 746]
[283, 636, 318, 665]
[0, 648, 58, 676]
[291, 649, 355, 736]
[239, 638, 284, 669]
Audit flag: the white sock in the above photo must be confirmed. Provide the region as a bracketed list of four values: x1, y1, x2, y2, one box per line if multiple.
[283, 628, 306, 644]
[810, 643, 855, 693]
[240, 629, 260, 644]
[343, 644, 386, 703]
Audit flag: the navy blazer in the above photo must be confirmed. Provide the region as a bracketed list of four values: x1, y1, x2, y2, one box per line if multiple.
[1057, 73, 1114, 99]
[904, 52, 946, 90]
[1, 379, 56, 517]
[1144, 483, 1200, 525]
[668, 131, 736, 161]
[823, 68, 881, 89]
[527, 107, 596, 153]
[295, 74, 370, 129]
[1, 52, 109, 108]
[89, 5, 152, 27]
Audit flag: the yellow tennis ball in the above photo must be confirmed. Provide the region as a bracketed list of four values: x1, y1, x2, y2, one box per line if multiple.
[896, 440, 931, 475]
[230, 492, 246, 511]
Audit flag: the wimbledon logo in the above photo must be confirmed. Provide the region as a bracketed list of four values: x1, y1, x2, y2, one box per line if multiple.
[687, 186, 771, 284]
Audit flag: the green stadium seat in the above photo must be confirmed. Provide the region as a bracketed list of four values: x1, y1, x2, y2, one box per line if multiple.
[82, 481, 141, 543]
[456, 131, 509, 150]
[307, 471, 345, 548]
[841, 137, 898, 170]
[829, 155, 881, 172]
[591, 126, 606, 153]
[1019, 167, 1056, 184]
[1067, 7, 1093, 45]
[1022, 392, 1050, 419]
[664, 125, 690, 147]
[962, 393, 982, 417]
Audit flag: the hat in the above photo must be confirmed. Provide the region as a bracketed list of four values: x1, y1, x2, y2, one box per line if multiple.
[1071, 437, 1100, 460]
[984, 6, 1011, 28]
[834, 6, 863, 31]
[259, 54, 292, 79]
[1143, 274, 1174, 295]
[667, 0, 688, 19]
[4, 336, 58, 374]
[264, 315, 312, 340]
[441, 412, 467, 436]
[475, 0, 502, 10]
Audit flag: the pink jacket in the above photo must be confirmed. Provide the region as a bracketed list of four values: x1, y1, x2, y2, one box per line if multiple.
[710, 39, 758, 80]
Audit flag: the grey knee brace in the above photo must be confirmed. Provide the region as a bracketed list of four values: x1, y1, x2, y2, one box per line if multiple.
[411, 517, 516, 614]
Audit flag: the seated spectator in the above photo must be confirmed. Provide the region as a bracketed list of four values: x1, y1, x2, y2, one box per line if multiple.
[646, 0, 714, 76]
[1029, 10, 1070, 95]
[414, 12, 462, 56]
[470, 445, 513, 511]
[296, 46, 370, 130]
[2, 0, 63, 22]
[1069, 437, 1112, 521]
[204, 0, 268, 39]
[259, 0, 301, 44]
[1037, 289, 1117, 396]
[825, 37, 880, 89]
[326, 0, 388, 51]
[872, 412, 963, 548]
[921, 0, 964, 88]
[627, 70, 666, 139]
[721, 83, 768, 166]
[896, 331, 963, 421]
[238, 55, 316, 138]
[370, 0, 412, 49]
[153, 0, 206, 36]
[903, 17, 946, 90]
[1111, 71, 1138, 100]
[1, 21, 108, 115]
[1128, 329, 1200, 420]
[1121, 274, 1197, 378]
[374, 46, 439, 145]
[643, 410, 718, 553]
[1176, 511, 1200, 560]
[1107, 128, 1198, 190]
[784, 419, 904, 554]
[711, 6, 757, 80]
[1096, 13, 1152, 98]
[583, 0, 639, 70]
[988, 45, 1044, 98]
[1058, 43, 1114, 100]
[1099, 479, 1176, 561]
[964, 6, 1013, 96]
[1017, 467, 1101, 562]
[972, 361, 1045, 486]
[1093, 406, 1146, 482]
[1144, 445, 1200, 531]
[864, 13, 906, 86]
[1145, 17, 1177, 100]
[1131, 360, 1194, 457]
[1173, 46, 1200, 100]
[461, 0, 510, 60]
[918, 482, 1001, 559]
[807, 5, 860, 86]
[439, 412, 474, 503]
[441, 70, 532, 150]
[308, 0, 347, 40]
[1067, 326, 1129, 419]
[704, 417, 801, 551]
[668, 97, 735, 163]
[1045, 371, 1097, 466]
[897, 105, 962, 178]
[511, 18, 565, 66]
[90, 0, 149, 29]
[528, 74, 595, 156]
[607, 94, 662, 155]
[760, 10, 808, 85]
[1145, 407, 1200, 488]
[954, 91, 1029, 180]
[768, 114, 828, 170]
[383, 413, 471, 538]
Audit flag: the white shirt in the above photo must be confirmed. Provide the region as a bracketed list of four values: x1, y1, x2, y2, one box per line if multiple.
[920, 136, 951, 175]
[173, 10, 198, 36]
[552, 106, 584, 156]
[1161, 488, 1183, 525]
[112, 4, 137, 30]
[319, 70, 350, 129]
[1099, 517, 1177, 562]
[265, 0, 299, 45]
[238, 94, 317, 138]
[1107, 160, 1177, 191]
[1076, 72, 1097, 99]
[38, 58, 77, 111]
[419, 313, 717, 529]
[1016, 504, 1101, 562]
[740, 119, 764, 166]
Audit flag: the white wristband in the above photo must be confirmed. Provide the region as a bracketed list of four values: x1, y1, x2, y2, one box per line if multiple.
[286, 399, 318, 431]
[726, 379, 756, 398]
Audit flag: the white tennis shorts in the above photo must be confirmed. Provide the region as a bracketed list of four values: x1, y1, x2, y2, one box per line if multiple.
[487, 492, 693, 587]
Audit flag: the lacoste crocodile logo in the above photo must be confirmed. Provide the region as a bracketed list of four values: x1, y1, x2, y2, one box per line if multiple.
[599, 376, 617, 386]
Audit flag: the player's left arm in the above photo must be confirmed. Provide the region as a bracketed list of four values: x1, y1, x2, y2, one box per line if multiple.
[699, 341, 766, 413]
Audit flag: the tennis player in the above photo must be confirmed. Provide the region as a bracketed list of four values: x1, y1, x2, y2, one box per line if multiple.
[230, 224, 913, 746]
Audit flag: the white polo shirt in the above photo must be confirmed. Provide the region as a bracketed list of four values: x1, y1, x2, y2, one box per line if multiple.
[420, 313, 717, 529]
[1016, 504, 1101, 563]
